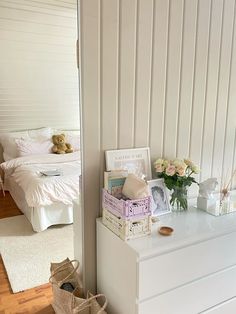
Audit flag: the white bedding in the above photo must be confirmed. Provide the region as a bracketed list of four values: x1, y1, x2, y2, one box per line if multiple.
[1, 152, 81, 208]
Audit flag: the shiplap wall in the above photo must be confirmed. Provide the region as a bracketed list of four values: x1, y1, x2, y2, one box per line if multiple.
[0, 0, 79, 132]
[79, 0, 236, 291]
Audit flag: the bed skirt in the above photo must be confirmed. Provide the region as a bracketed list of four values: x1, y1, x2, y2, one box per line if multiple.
[5, 177, 73, 232]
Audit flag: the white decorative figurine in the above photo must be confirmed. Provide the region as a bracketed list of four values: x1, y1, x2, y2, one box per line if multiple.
[197, 178, 218, 215]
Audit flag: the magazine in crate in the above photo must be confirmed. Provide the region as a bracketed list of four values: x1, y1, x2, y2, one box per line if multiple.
[104, 170, 128, 199]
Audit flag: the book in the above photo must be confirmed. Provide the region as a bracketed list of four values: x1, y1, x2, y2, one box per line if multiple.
[108, 177, 126, 199]
[40, 169, 62, 176]
[104, 170, 128, 199]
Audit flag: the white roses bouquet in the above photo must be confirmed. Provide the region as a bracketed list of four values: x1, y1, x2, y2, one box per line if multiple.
[154, 158, 200, 210]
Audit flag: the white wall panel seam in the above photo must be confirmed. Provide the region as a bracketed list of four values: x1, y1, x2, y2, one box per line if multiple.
[133, 0, 137, 148]
[164, 0, 185, 158]
[25, 0, 75, 5]
[176, 0, 185, 158]
[188, 0, 200, 158]
[229, 8, 236, 188]
[210, 0, 225, 179]
[199, 0, 214, 182]
[0, 28, 75, 38]
[221, 0, 236, 185]
[232, 129, 236, 188]
[0, 5, 75, 19]
[0, 39, 74, 48]
[133, 0, 153, 147]
[3, 0, 76, 11]
[148, 0, 155, 150]
[98, 0, 102, 210]
[117, 0, 121, 148]
[146, 0, 154, 147]
[189, 0, 212, 193]
[133, 0, 139, 148]
[57, 0, 75, 4]
[176, 0, 198, 159]
[211, 0, 226, 180]
[100, 0, 103, 158]
[162, 0, 171, 158]
[0, 17, 75, 29]
[117, 0, 137, 148]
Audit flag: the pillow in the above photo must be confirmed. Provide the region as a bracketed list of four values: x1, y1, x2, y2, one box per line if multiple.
[28, 127, 52, 140]
[66, 134, 80, 151]
[15, 138, 53, 157]
[0, 131, 29, 161]
[53, 129, 80, 136]
[0, 127, 53, 161]
[64, 130, 80, 136]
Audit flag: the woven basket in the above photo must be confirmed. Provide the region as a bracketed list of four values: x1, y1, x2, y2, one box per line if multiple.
[50, 258, 83, 314]
[72, 289, 108, 314]
[49, 258, 108, 314]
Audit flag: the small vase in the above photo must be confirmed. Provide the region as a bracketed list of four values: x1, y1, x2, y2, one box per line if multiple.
[170, 186, 188, 212]
[219, 190, 230, 215]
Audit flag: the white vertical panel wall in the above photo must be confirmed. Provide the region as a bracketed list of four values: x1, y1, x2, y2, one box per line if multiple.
[0, 0, 79, 132]
[80, 0, 236, 291]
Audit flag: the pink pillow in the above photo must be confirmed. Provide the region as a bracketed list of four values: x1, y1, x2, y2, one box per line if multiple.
[15, 138, 53, 156]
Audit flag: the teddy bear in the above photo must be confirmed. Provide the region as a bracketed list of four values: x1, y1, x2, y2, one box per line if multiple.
[52, 134, 73, 154]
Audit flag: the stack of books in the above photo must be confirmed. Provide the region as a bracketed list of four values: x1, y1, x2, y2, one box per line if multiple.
[104, 170, 128, 199]
[102, 170, 152, 241]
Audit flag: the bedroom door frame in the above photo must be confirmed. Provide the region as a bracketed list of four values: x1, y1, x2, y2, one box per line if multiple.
[74, 0, 100, 293]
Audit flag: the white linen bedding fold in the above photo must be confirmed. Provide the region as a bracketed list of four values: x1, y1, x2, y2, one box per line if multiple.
[1, 152, 80, 207]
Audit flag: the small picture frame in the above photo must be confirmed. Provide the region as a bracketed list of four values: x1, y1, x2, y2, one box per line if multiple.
[105, 147, 151, 180]
[147, 179, 171, 216]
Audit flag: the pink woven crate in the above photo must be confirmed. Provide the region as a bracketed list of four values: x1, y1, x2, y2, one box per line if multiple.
[102, 189, 151, 219]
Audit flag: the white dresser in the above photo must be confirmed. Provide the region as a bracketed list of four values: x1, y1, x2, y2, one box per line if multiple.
[96, 209, 236, 314]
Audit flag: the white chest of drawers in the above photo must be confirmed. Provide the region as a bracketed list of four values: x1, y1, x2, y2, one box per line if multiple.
[96, 208, 236, 314]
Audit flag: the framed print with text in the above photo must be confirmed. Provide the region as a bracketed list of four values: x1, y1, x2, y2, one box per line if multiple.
[105, 147, 151, 180]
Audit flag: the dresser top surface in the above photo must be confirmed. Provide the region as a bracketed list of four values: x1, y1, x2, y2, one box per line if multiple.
[98, 208, 236, 260]
[132, 208, 236, 259]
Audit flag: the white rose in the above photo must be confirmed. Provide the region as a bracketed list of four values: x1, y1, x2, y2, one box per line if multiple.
[173, 159, 183, 167]
[191, 165, 200, 174]
[154, 158, 164, 166]
[184, 158, 193, 167]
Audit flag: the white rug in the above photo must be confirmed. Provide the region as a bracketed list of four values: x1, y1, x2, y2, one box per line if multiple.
[0, 215, 74, 293]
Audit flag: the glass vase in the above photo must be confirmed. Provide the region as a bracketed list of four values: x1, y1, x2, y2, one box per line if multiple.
[170, 186, 188, 212]
[219, 190, 230, 215]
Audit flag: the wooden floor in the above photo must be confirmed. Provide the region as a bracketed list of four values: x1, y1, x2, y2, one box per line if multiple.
[0, 192, 54, 314]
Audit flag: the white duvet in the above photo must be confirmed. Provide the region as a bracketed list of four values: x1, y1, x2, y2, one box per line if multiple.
[1, 152, 81, 207]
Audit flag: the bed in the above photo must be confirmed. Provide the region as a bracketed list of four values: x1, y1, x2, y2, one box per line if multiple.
[0, 127, 81, 232]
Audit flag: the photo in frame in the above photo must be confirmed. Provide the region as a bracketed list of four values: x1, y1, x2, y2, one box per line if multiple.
[105, 147, 151, 180]
[147, 179, 171, 216]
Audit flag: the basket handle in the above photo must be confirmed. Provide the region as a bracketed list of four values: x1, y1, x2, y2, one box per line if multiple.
[49, 259, 80, 284]
[73, 293, 108, 313]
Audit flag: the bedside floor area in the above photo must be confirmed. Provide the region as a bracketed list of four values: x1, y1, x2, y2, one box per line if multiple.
[0, 192, 54, 314]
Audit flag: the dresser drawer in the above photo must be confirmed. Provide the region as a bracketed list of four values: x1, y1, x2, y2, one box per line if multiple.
[138, 265, 236, 314]
[138, 231, 236, 300]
